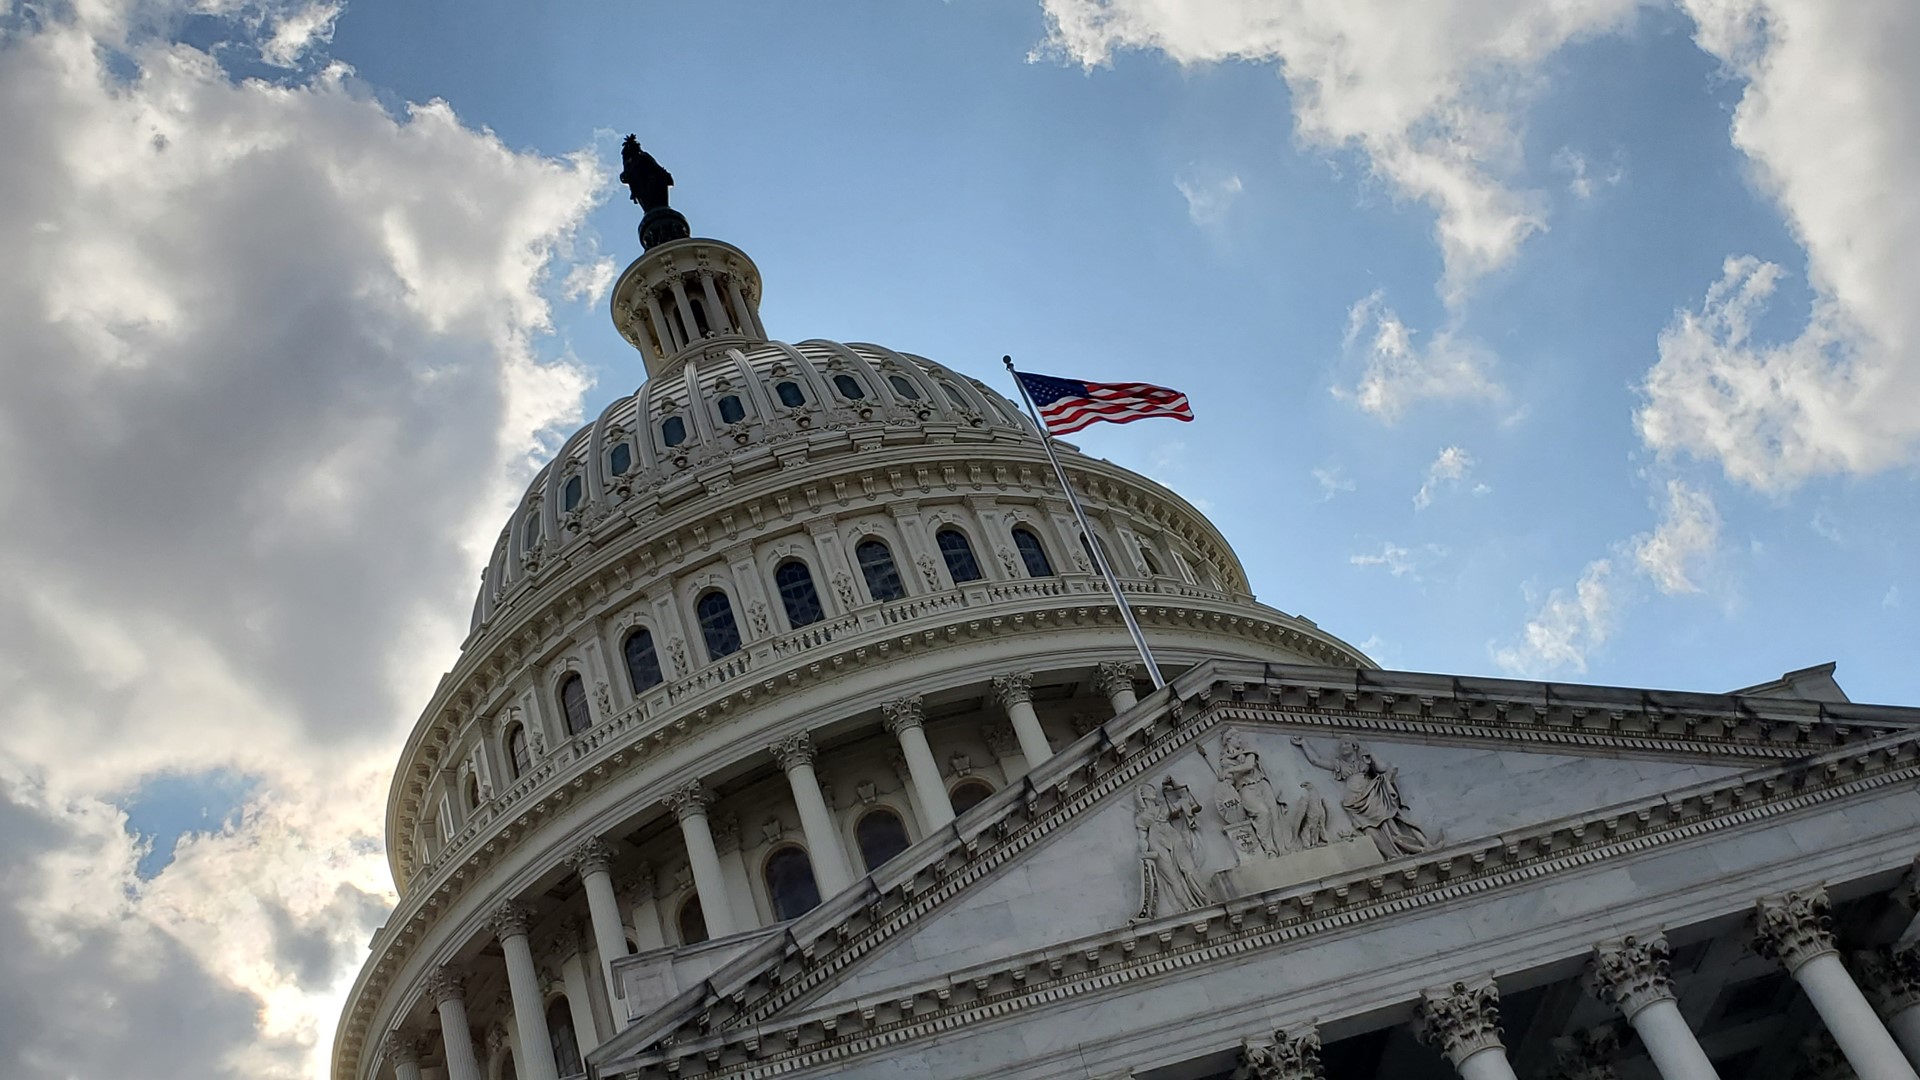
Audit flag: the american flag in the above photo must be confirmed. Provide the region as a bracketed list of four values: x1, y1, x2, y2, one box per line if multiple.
[1013, 371, 1195, 436]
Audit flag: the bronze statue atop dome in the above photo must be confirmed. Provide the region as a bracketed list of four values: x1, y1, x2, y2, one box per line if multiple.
[619, 135, 673, 211]
[619, 135, 690, 250]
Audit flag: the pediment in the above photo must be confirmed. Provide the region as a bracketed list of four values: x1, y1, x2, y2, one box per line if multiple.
[592, 660, 1920, 1077]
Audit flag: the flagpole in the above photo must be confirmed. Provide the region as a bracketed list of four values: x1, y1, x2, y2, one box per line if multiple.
[1002, 355, 1166, 691]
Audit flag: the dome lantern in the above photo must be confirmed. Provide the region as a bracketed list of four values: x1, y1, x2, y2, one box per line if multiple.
[609, 137, 767, 377]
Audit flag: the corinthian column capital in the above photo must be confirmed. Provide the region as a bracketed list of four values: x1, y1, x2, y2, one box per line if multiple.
[881, 695, 925, 735]
[1855, 945, 1920, 1019]
[568, 837, 613, 877]
[1753, 888, 1838, 973]
[1548, 1025, 1621, 1080]
[489, 900, 533, 941]
[992, 671, 1034, 708]
[1094, 661, 1135, 700]
[665, 779, 713, 821]
[1587, 933, 1677, 1019]
[383, 1031, 427, 1066]
[425, 966, 466, 1006]
[1238, 1026, 1323, 1079]
[1414, 977, 1506, 1068]
[770, 731, 817, 770]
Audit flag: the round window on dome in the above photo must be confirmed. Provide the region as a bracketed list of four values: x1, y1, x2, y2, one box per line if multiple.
[608, 442, 632, 476]
[887, 375, 921, 401]
[832, 374, 865, 400]
[661, 415, 687, 447]
[775, 381, 806, 408]
[717, 394, 746, 424]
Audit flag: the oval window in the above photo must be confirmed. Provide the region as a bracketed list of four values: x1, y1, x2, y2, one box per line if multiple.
[888, 375, 921, 400]
[608, 442, 632, 476]
[562, 474, 583, 512]
[832, 374, 865, 400]
[775, 381, 806, 407]
[661, 416, 687, 447]
[717, 395, 746, 424]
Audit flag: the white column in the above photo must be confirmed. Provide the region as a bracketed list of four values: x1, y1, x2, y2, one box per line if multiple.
[1755, 890, 1920, 1080]
[426, 969, 484, 1080]
[1237, 1025, 1323, 1079]
[1866, 861, 1920, 1069]
[1589, 934, 1721, 1080]
[984, 722, 1030, 782]
[1095, 661, 1138, 714]
[883, 696, 953, 829]
[725, 276, 760, 337]
[711, 812, 763, 931]
[771, 732, 854, 895]
[666, 781, 735, 938]
[697, 270, 734, 334]
[569, 839, 629, 1027]
[667, 276, 701, 342]
[555, 941, 599, 1054]
[383, 1033, 426, 1080]
[493, 902, 560, 1080]
[1416, 978, 1522, 1080]
[619, 864, 665, 952]
[643, 291, 677, 355]
[993, 672, 1054, 767]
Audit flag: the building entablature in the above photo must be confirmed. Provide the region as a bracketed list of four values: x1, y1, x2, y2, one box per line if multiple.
[587, 659, 1920, 1079]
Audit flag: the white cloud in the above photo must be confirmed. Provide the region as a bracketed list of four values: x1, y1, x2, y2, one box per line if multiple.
[1311, 464, 1355, 500]
[1174, 166, 1244, 225]
[561, 254, 617, 304]
[1350, 542, 1416, 577]
[0, 2, 605, 1076]
[1629, 479, 1722, 595]
[1638, 1, 1920, 491]
[1037, 0, 1639, 299]
[1550, 146, 1625, 200]
[1413, 445, 1474, 509]
[1492, 559, 1616, 676]
[1885, 586, 1902, 609]
[1333, 292, 1504, 421]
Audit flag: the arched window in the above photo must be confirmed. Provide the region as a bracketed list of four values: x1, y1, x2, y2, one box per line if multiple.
[888, 374, 921, 400]
[624, 627, 663, 691]
[1080, 531, 1114, 574]
[561, 475, 583, 512]
[717, 394, 746, 424]
[855, 538, 906, 602]
[696, 590, 741, 660]
[774, 561, 824, 628]
[547, 996, 583, 1076]
[936, 527, 982, 584]
[608, 441, 632, 476]
[855, 808, 911, 872]
[775, 380, 806, 407]
[950, 779, 994, 816]
[506, 723, 530, 779]
[661, 415, 687, 447]
[464, 774, 480, 811]
[558, 673, 591, 736]
[1012, 527, 1053, 577]
[764, 846, 822, 920]
[677, 895, 708, 945]
[832, 374, 866, 400]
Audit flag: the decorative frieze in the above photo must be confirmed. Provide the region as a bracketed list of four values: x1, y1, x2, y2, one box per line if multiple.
[1237, 1026, 1323, 1080]
[1415, 978, 1506, 1067]
[1588, 933, 1676, 1019]
[1753, 888, 1839, 973]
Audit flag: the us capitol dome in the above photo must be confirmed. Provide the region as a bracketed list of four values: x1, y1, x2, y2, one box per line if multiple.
[338, 145, 1920, 1080]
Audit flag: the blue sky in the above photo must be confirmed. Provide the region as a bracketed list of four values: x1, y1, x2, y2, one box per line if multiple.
[1, 1, 1916, 1077]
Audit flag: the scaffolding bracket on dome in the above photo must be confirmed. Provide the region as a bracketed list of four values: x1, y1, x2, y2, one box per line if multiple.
[1003, 355, 1167, 691]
